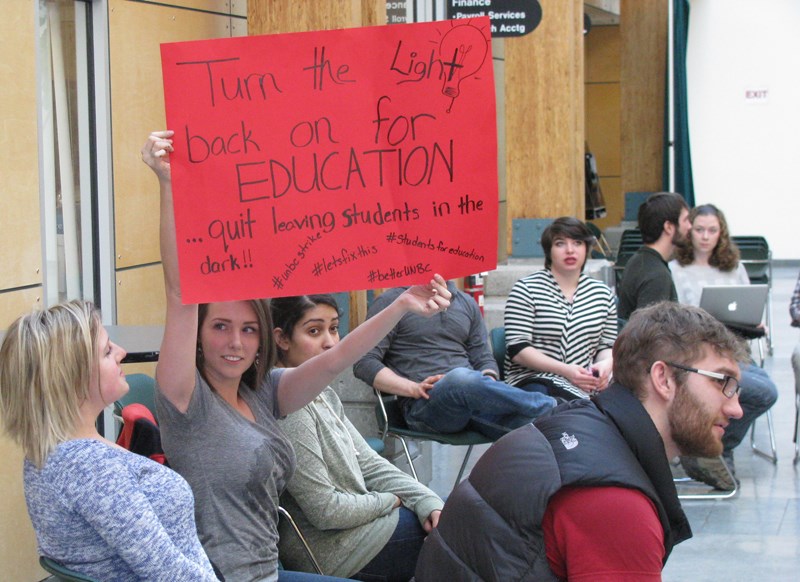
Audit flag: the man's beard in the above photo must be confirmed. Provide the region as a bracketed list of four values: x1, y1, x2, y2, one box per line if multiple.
[671, 227, 688, 248]
[668, 381, 724, 457]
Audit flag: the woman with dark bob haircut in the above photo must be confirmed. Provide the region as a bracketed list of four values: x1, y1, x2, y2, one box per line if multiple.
[142, 131, 450, 582]
[503, 217, 618, 400]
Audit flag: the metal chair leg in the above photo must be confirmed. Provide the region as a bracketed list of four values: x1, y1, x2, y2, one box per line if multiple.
[454, 444, 475, 488]
[766, 258, 774, 355]
[750, 408, 778, 464]
[794, 392, 799, 465]
[278, 506, 324, 575]
[676, 457, 739, 500]
[393, 434, 419, 481]
[756, 336, 765, 368]
[747, 335, 776, 463]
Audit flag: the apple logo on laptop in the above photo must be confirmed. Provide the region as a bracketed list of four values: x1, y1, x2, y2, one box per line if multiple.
[727, 301, 738, 312]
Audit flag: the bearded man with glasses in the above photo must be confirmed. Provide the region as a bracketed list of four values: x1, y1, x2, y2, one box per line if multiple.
[415, 302, 748, 582]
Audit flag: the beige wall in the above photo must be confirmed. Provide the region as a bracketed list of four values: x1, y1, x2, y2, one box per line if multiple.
[584, 1, 668, 231]
[620, 0, 668, 196]
[505, 0, 585, 254]
[585, 24, 623, 229]
[0, 3, 45, 579]
[0, 1, 244, 578]
[110, 0, 247, 326]
[0, 3, 41, 301]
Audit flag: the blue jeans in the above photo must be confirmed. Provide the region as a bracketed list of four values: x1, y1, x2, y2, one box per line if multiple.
[723, 363, 779, 452]
[351, 507, 425, 582]
[518, 379, 584, 401]
[404, 367, 556, 440]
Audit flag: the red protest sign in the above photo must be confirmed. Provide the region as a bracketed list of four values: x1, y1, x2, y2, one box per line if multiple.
[161, 19, 497, 303]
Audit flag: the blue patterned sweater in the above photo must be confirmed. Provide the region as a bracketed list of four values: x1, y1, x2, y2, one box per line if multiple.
[24, 439, 217, 581]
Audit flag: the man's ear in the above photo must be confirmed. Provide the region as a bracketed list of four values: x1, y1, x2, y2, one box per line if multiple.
[662, 220, 676, 238]
[649, 361, 674, 403]
[273, 327, 291, 352]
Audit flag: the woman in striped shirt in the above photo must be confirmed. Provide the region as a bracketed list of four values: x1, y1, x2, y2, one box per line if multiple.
[503, 217, 617, 400]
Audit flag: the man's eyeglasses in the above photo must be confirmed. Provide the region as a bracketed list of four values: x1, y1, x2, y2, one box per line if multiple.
[665, 362, 740, 398]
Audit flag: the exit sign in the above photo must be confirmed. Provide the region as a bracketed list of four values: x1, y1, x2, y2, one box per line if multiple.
[744, 88, 769, 104]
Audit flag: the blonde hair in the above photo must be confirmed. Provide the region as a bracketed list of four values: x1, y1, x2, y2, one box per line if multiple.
[0, 301, 100, 467]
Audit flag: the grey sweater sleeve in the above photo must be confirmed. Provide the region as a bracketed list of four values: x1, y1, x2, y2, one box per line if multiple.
[280, 403, 397, 530]
[352, 420, 444, 525]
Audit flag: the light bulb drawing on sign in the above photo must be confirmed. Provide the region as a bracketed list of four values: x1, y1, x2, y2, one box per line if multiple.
[438, 20, 490, 113]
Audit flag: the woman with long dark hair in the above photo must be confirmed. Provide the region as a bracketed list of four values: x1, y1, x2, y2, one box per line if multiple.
[142, 130, 450, 581]
[271, 294, 443, 581]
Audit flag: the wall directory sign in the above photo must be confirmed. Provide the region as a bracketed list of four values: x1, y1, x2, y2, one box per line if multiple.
[161, 19, 498, 303]
[446, 0, 542, 37]
[386, 0, 409, 24]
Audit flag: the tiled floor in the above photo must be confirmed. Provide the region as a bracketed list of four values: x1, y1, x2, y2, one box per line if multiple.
[427, 265, 800, 581]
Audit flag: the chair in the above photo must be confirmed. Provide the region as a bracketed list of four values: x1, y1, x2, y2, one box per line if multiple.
[586, 222, 614, 260]
[277, 506, 324, 575]
[613, 234, 642, 288]
[490, 326, 507, 381]
[732, 235, 773, 354]
[365, 437, 386, 455]
[39, 556, 99, 582]
[114, 373, 157, 418]
[618, 227, 643, 249]
[793, 340, 800, 464]
[113, 373, 157, 440]
[624, 192, 652, 222]
[751, 409, 778, 464]
[511, 218, 554, 258]
[373, 390, 491, 490]
[731, 325, 778, 464]
[674, 457, 739, 500]
[794, 388, 799, 465]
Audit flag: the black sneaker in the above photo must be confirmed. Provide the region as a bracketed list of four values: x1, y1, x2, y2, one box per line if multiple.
[679, 455, 737, 491]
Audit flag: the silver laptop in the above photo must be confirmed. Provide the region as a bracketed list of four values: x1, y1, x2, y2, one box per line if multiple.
[699, 285, 769, 327]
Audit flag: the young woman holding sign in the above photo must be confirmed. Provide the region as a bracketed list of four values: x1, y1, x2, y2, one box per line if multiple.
[141, 130, 450, 582]
[271, 294, 443, 581]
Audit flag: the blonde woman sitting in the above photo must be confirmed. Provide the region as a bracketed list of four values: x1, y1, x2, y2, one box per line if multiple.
[0, 301, 217, 581]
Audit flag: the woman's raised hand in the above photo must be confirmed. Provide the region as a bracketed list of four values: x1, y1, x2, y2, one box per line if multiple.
[401, 274, 452, 316]
[141, 130, 175, 181]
